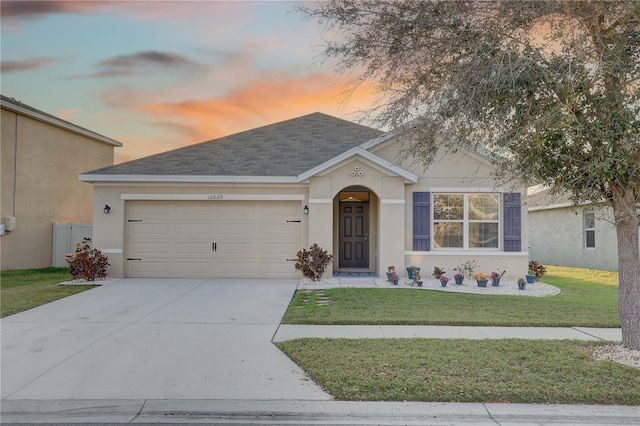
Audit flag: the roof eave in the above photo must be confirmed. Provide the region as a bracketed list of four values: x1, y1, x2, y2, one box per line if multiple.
[79, 174, 299, 184]
[1, 98, 123, 148]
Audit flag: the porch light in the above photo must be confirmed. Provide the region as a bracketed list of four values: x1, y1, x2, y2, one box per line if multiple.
[303, 205, 309, 215]
[103, 204, 111, 214]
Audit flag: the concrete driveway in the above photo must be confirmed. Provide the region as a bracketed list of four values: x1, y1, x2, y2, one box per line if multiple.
[1, 278, 330, 400]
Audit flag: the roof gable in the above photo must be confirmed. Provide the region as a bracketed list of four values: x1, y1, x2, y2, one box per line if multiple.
[298, 146, 417, 183]
[83, 112, 383, 179]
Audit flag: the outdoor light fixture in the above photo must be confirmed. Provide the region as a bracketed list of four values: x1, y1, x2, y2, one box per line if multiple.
[103, 204, 111, 214]
[303, 205, 309, 215]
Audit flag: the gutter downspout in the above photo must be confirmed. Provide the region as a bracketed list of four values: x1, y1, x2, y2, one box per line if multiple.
[13, 113, 18, 216]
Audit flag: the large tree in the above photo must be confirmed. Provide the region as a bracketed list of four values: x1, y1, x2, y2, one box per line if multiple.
[301, 0, 640, 349]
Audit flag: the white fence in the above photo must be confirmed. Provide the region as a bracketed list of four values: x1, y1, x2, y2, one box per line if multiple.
[52, 223, 93, 267]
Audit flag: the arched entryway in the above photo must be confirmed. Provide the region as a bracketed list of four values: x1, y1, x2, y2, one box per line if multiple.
[333, 186, 378, 273]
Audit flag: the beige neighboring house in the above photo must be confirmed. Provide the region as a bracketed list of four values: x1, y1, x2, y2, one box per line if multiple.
[82, 112, 529, 280]
[1, 95, 122, 270]
[527, 188, 632, 271]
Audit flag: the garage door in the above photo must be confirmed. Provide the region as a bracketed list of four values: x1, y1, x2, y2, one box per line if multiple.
[125, 201, 301, 278]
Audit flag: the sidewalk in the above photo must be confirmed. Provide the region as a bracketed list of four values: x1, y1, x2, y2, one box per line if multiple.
[274, 325, 623, 342]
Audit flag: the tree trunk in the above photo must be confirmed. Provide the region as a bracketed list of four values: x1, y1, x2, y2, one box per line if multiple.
[612, 187, 640, 350]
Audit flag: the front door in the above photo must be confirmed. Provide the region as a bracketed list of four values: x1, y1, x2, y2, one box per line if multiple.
[339, 203, 369, 268]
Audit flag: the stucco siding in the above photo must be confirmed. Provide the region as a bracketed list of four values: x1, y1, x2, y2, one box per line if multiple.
[1, 108, 116, 270]
[387, 146, 529, 279]
[528, 205, 622, 271]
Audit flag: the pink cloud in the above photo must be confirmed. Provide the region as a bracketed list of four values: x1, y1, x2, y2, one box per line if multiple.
[136, 72, 379, 143]
[2, 0, 252, 25]
[57, 108, 80, 120]
[109, 72, 379, 162]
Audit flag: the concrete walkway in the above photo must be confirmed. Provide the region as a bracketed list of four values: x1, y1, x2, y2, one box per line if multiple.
[274, 325, 623, 342]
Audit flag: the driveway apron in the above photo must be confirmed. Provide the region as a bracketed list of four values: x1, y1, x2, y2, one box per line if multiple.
[1, 278, 330, 400]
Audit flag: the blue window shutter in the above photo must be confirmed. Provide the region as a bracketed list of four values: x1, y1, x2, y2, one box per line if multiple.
[503, 193, 521, 252]
[413, 192, 431, 251]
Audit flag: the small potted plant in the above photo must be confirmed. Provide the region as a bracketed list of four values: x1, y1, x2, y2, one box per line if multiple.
[528, 261, 547, 282]
[517, 277, 527, 290]
[388, 266, 399, 285]
[454, 273, 464, 285]
[472, 272, 491, 287]
[440, 275, 449, 287]
[413, 269, 423, 287]
[491, 269, 506, 287]
[525, 270, 536, 284]
[407, 265, 421, 280]
[432, 266, 446, 280]
[453, 260, 477, 280]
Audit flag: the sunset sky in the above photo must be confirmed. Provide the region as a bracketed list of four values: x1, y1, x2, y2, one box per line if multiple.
[1, 1, 379, 163]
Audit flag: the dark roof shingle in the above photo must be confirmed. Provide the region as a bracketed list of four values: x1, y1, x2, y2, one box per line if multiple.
[86, 112, 383, 176]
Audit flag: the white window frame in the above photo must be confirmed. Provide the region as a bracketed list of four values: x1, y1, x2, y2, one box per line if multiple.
[584, 210, 596, 249]
[431, 192, 501, 250]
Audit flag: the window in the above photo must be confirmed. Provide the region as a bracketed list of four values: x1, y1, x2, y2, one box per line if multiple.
[432, 193, 500, 249]
[584, 211, 595, 248]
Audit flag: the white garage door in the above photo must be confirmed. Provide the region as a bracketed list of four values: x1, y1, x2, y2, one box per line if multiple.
[125, 201, 301, 278]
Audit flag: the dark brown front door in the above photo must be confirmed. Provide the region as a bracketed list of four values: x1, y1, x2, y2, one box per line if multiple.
[339, 203, 369, 268]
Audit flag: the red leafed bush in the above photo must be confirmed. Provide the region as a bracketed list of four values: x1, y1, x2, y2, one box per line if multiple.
[65, 238, 109, 281]
[528, 260, 547, 281]
[294, 243, 333, 281]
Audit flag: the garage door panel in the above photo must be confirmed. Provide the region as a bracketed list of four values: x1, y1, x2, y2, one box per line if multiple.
[130, 223, 173, 235]
[259, 261, 296, 275]
[130, 242, 171, 255]
[126, 200, 301, 278]
[174, 241, 214, 254]
[129, 203, 172, 216]
[128, 260, 169, 275]
[260, 242, 298, 255]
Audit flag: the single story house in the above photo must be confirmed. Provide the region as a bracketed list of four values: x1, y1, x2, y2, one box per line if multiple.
[1, 95, 122, 270]
[81, 113, 528, 279]
[527, 188, 630, 271]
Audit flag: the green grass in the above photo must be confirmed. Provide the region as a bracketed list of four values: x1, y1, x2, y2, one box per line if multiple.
[277, 338, 640, 404]
[545, 264, 619, 286]
[282, 266, 620, 327]
[1, 267, 95, 318]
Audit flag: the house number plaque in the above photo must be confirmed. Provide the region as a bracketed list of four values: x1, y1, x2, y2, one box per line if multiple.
[207, 194, 224, 200]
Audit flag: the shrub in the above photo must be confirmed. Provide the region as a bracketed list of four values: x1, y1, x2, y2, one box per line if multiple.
[65, 238, 109, 281]
[432, 266, 446, 279]
[294, 244, 334, 281]
[528, 261, 547, 281]
[454, 260, 478, 279]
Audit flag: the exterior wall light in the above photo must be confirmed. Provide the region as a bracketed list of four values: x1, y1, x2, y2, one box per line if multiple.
[303, 205, 309, 215]
[103, 204, 111, 214]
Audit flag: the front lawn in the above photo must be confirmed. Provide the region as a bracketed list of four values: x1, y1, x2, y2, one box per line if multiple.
[277, 338, 640, 405]
[282, 266, 619, 327]
[1, 267, 95, 318]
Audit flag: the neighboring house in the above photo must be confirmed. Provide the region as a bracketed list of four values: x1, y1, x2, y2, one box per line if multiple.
[81, 112, 528, 279]
[1, 95, 122, 270]
[527, 188, 630, 271]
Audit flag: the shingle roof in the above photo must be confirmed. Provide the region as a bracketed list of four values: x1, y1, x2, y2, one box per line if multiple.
[85, 112, 383, 177]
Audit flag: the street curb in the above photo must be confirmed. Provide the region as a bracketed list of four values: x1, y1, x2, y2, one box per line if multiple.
[2, 400, 639, 425]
